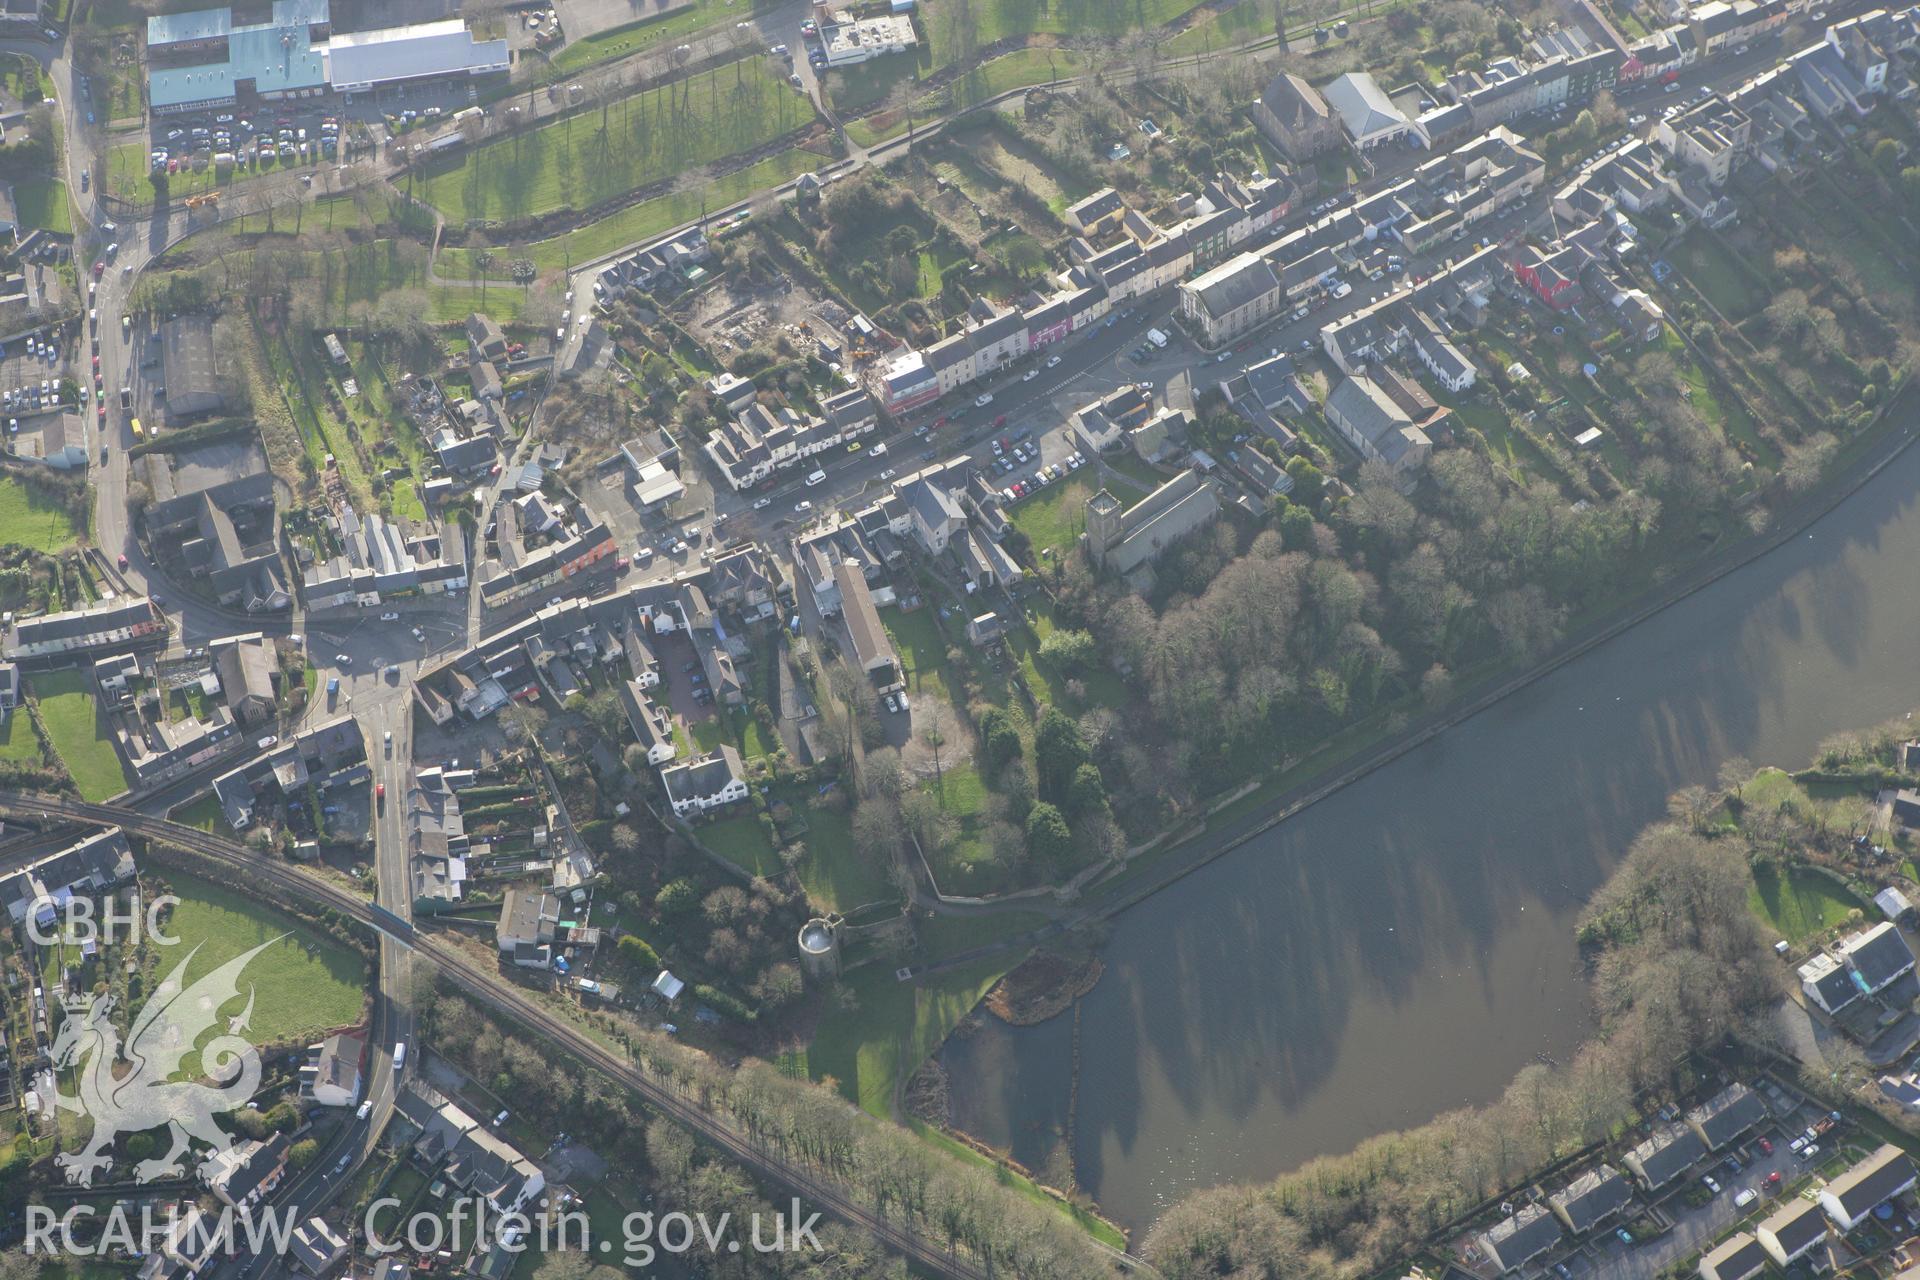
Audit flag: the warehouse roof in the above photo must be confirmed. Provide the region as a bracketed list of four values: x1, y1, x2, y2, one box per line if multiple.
[327, 19, 509, 88]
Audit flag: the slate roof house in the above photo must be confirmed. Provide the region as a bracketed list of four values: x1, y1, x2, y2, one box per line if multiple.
[1477, 1203, 1563, 1274]
[1685, 1083, 1768, 1150]
[1549, 1163, 1632, 1235]
[1843, 921, 1915, 994]
[1698, 1232, 1769, 1280]
[1756, 1197, 1829, 1269]
[660, 746, 748, 818]
[1623, 1124, 1706, 1190]
[1820, 1144, 1917, 1233]
[200, 1133, 290, 1208]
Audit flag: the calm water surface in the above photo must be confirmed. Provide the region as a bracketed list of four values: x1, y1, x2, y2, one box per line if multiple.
[944, 425, 1920, 1230]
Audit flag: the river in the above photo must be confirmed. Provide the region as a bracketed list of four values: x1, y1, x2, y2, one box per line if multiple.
[942, 419, 1920, 1233]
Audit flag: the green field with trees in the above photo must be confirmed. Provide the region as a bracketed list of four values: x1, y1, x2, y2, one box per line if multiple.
[417, 59, 815, 224]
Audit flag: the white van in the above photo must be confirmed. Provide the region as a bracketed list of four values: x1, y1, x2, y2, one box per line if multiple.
[805, 469, 827, 487]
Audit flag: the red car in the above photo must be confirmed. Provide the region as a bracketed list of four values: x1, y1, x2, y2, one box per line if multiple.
[1757, 1138, 1773, 1155]
[993, 413, 1008, 428]
[91, 355, 100, 370]
[1766, 1171, 1781, 1187]
[376, 782, 386, 801]
[97, 403, 106, 420]
[92, 261, 105, 278]
[117, 553, 128, 568]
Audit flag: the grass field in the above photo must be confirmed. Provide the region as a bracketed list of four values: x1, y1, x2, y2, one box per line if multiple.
[0, 474, 82, 551]
[419, 59, 814, 224]
[13, 178, 72, 235]
[1750, 861, 1862, 943]
[30, 670, 130, 802]
[147, 869, 369, 1062]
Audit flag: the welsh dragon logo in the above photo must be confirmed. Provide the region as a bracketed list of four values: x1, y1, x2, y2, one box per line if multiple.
[44, 938, 281, 1186]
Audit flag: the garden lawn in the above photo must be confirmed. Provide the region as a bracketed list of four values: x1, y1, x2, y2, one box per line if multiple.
[151, 869, 369, 1064]
[700, 812, 783, 877]
[1670, 230, 1770, 321]
[1749, 861, 1862, 943]
[0, 474, 82, 551]
[0, 707, 41, 763]
[13, 179, 71, 235]
[170, 792, 233, 835]
[31, 670, 130, 802]
[418, 59, 814, 224]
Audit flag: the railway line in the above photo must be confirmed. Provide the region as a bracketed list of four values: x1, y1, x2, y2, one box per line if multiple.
[0, 791, 1009, 1280]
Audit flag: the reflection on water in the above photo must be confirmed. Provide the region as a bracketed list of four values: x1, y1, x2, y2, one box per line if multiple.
[945, 434, 1920, 1231]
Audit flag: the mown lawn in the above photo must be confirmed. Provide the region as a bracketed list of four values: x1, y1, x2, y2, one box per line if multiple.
[1750, 861, 1862, 943]
[0, 474, 82, 551]
[699, 811, 783, 877]
[151, 870, 370, 1062]
[0, 706, 42, 763]
[419, 59, 814, 223]
[170, 792, 233, 836]
[30, 670, 130, 802]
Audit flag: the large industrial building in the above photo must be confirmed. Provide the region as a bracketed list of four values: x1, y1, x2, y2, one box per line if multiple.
[146, 0, 509, 113]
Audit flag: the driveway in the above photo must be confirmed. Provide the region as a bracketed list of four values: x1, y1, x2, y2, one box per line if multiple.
[1580, 1128, 1823, 1280]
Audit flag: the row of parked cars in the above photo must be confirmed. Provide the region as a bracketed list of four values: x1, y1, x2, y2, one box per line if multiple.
[152, 113, 340, 171]
[994, 439, 1089, 504]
